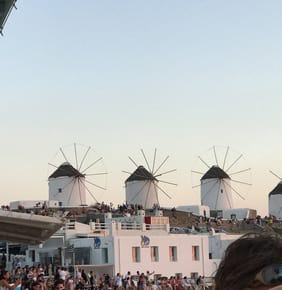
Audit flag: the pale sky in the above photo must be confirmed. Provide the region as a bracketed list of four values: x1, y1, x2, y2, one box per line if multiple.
[1, 1, 282, 216]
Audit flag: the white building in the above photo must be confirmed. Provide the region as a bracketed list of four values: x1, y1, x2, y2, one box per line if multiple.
[176, 205, 210, 218]
[222, 208, 257, 220]
[48, 162, 87, 207]
[201, 166, 233, 211]
[269, 181, 282, 219]
[125, 166, 159, 209]
[25, 210, 241, 279]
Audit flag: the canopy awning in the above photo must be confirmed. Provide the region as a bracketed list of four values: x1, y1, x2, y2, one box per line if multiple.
[0, 210, 64, 244]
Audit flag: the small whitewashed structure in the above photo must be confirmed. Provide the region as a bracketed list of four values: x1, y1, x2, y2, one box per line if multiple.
[125, 166, 159, 209]
[268, 181, 282, 219]
[9, 200, 59, 211]
[221, 208, 257, 220]
[208, 232, 242, 261]
[176, 205, 210, 218]
[26, 210, 241, 279]
[201, 166, 233, 211]
[48, 162, 87, 207]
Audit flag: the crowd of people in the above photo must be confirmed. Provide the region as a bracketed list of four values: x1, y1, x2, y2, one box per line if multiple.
[1, 231, 282, 289]
[0, 265, 211, 290]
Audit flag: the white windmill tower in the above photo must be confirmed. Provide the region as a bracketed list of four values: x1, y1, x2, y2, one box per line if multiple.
[192, 146, 251, 212]
[123, 148, 177, 209]
[200, 165, 233, 210]
[48, 143, 107, 207]
[268, 170, 282, 219]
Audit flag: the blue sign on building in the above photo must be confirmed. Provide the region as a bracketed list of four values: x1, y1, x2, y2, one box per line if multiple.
[94, 237, 101, 248]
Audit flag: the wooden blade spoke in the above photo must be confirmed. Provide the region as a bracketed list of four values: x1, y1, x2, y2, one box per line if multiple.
[230, 179, 252, 186]
[191, 170, 205, 175]
[152, 148, 157, 174]
[155, 183, 172, 199]
[213, 146, 219, 167]
[153, 155, 169, 175]
[155, 169, 177, 178]
[128, 156, 139, 168]
[141, 149, 151, 172]
[60, 147, 69, 163]
[78, 146, 91, 171]
[222, 146, 229, 170]
[225, 154, 243, 173]
[269, 170, 282, 180]
[198, 156, 210, 169]
[81, 157, 103, 174]
[228, 168, 251, 176]
[74, 143, 78, 169]
[223, 180, 245, 200]
[82, 182, 98, 204]
[85, 179, 106, 190]
[158, 180, 177, 186]
[85, 172, 108, 176]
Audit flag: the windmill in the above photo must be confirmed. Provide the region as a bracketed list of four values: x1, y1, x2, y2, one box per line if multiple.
[123, 148, 177, 209]
[268, 170, 282, 219]
[48, 143, 107, 207]
[191, 146, 251, 211]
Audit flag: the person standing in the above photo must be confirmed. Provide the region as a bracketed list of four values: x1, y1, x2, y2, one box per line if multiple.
[0, 271, 21, 290]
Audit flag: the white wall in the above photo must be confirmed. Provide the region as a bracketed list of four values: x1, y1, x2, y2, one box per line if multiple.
[222, 208, 250, 220]
[201, 178, 233, 210]
[209, 233, 241, 260]
[176, 205, 210, 217]
[49, 176, 86, 207]
[269, 194, 282, 219]
[10, 200, 61, 210]
[126, 180, 159, 209]
[113, 234, 213, 277]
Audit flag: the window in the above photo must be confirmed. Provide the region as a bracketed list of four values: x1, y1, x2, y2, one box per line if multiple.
[75, 247, 91, 264]
[151, 246, 159, 262]
[29, 250, 35, 262]
[132, 247, 140, 262]
[169, 246, 177, 262]
[58, 188, 62, 193]
[192, 245, 200, 261]
[102, 248, 108, 263]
